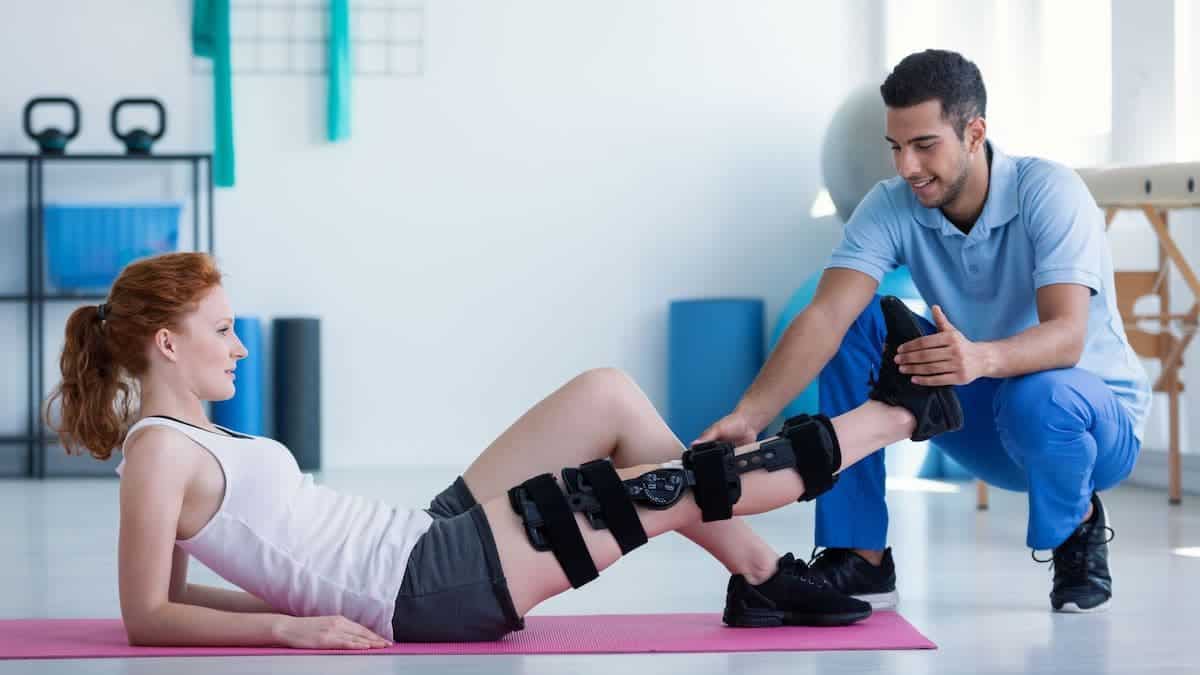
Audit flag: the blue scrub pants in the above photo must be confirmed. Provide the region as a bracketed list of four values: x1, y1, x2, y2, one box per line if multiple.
[815, 295, 1142, 550]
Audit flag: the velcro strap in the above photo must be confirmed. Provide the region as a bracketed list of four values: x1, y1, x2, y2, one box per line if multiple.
[524, 474, 599, 588]
[579, 459, 647, 554]
[810, 414, 842, 470]
[781, 415, 841, 502]
[780, 414, 813, 435]
[685, 441, 738, 522]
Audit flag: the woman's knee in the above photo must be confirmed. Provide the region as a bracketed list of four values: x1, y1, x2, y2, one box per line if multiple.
[573, 367, 638, 397]
[571, 367, 646, 417]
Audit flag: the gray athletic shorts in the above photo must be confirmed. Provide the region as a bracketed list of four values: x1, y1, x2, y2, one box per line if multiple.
[391, 476, 525, 642]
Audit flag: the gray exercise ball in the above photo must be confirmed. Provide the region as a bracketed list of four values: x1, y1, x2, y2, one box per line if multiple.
[820, 83, 896, 223]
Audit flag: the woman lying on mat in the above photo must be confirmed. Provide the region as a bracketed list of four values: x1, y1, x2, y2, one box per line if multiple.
[47, 252, 961, 648]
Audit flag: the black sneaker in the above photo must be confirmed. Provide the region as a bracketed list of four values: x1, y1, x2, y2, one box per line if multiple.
[868, 296, 965, 441]
[809, 547, 899, 610]
[1042, 492, 1114, 613]
[723, 553, 872, 627]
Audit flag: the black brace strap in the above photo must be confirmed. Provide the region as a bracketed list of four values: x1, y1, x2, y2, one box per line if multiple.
[576, 459, 647, 554]
[780, 414, 842, 501]
[514, 473, 598, 588]
[683, 440, 740, 522]
[680, 414, 843, 520]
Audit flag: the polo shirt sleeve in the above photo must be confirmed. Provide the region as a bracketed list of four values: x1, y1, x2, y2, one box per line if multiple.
[825, 183, 901, 283]
[1023, 163, 1105, 296]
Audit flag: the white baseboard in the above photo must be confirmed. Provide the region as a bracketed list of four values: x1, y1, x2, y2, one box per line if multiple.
[1126, 447, 1200, 496]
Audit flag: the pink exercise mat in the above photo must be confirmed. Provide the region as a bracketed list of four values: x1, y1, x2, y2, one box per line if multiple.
[0, 612, 934, 660]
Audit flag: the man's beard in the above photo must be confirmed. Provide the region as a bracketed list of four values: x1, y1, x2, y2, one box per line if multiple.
[932, 154, 971, 209]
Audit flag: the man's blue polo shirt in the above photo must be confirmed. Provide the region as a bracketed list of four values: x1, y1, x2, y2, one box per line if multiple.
[826, 144, 1151, 441]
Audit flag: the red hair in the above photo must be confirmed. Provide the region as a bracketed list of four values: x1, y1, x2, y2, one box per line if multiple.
[46, 252, 223, 460]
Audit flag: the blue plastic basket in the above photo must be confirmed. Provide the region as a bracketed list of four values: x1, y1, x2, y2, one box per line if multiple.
[44, 203, 181, 290]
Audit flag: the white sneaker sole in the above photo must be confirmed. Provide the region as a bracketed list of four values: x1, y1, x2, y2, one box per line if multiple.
[1053, 598, 1111, 613]
[853, 590, 899, 610]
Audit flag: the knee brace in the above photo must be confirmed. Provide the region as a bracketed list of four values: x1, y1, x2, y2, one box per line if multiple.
[506, 414, 841, 585]
[507, 458, 653, 589]
[508, 473, 601, 588]
[683, 413, 842, 522]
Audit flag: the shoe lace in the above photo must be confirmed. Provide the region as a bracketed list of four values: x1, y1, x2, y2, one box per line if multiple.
[808, 546, 842, 567]
[1030, 525, 1115, 579]
[805, 547, 853, 588]
[780, 554, 831, 589]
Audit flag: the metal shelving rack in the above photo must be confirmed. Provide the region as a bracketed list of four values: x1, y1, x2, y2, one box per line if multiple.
[0, 153, 214, 478]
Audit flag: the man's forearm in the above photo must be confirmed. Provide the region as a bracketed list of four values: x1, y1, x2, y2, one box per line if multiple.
[980, 318, 1085, 379]
[181, 583, 277, 614]
[737, 307, 843, 429]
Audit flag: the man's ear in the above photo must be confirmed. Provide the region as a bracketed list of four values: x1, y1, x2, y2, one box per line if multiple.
[154, 327, 179, 363]
[967, 116, 987, 155]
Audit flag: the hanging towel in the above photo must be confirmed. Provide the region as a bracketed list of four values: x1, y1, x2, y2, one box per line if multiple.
[327, 0, 352, 142]
[192, 0, 235, 187]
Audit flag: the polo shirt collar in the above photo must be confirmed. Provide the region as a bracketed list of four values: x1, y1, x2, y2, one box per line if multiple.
[913, 141, 1019, 237]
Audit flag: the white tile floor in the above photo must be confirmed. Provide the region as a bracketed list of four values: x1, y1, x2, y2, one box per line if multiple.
[2, 467, 1198, 674]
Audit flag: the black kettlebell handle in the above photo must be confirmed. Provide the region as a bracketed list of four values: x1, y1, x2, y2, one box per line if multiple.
[111, 98, 167, 142]
[23, 97, 81, 142]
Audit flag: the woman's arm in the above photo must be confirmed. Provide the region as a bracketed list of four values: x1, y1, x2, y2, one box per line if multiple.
[126, 601, 288, 647]
[119, 426, 388, 649]
[169, 545, 275, 613]
[179, 583, 277, 614]
[119, 428, 289, 645]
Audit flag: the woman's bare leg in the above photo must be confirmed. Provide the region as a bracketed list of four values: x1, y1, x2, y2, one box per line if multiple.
[487, 399, 916, 615]
[462, 368, 784, 584]
[461, 368, 668, 495]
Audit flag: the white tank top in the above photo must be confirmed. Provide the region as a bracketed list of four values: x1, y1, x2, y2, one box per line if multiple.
[115, 416, 433, 641]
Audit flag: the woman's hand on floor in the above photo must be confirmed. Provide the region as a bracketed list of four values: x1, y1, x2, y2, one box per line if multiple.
[273, 615, 391, 650]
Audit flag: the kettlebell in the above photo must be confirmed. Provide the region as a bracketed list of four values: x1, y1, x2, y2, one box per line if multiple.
[111, 98, 166, 155]
[23, 97, 81, 155]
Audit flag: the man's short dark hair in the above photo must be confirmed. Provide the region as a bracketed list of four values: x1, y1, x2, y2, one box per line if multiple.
[880, 49, 987, 139]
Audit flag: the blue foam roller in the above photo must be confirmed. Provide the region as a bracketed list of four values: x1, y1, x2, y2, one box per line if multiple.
[668, 298, 764, 445]
[212, 316, 264, 435]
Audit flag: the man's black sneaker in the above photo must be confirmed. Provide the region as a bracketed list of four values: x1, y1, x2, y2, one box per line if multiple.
[1043, 492, 1114, 613]
[723, 553, 872, 627]
[809, 547, 899, 610]
[868, 295, 965, 441]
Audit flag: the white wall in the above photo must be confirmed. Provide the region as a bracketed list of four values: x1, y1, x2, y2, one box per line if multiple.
[884, 0, 1113, 168]
[1108, 0, 1200, 465]
[0, 1, 881, 468]
[1164, 1, 1200, 465]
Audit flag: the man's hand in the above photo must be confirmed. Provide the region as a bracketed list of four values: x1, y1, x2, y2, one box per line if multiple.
[895, 305, 994, 386]
[692, 410, 760, 448]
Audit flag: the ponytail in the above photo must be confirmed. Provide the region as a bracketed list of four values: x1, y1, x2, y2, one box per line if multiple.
[46, 304, 137, 460]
